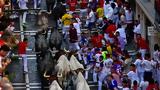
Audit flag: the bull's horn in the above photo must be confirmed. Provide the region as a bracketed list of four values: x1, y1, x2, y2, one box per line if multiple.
[43, 71, 50, 78]
[64, 48, 70, 53]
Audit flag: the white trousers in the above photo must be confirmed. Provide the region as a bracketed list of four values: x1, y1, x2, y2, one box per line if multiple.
[98, 72, 107, 90]
[139, 49, 147, 59]
[20, 54, 28, 72]
[93, 70, 97, 82]
[22, 12, 27, 23]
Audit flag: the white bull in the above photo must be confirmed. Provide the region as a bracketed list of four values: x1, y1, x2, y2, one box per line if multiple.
[49, 80, 62, 90]
[70, 55, 84, 71]
[55, 55, 71, 87]
[75, 72, 90, 90]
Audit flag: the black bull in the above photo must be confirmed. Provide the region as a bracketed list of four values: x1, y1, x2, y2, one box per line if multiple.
[49, 28, 63, 50]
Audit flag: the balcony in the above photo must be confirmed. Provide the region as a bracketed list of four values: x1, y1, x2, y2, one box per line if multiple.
[136, 0, 160, 31]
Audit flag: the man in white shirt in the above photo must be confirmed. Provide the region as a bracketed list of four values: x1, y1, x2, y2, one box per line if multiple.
[97, 56, 111, 90]
[73, 18, 81, 41]
[127, 64, 139, 86]
[116, 25, 127, 43]
[134, 53, 144, 82]
[87, 8, 96, 31]
[104, 1, 113, 20]
[125, 6, 133, 24]
[141, 53, 156, 81]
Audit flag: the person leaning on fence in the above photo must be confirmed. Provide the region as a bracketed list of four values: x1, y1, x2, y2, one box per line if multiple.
[0, 44, 10, 80]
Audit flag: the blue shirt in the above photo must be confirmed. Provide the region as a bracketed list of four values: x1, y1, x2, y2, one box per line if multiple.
[109, 80, 118, 90]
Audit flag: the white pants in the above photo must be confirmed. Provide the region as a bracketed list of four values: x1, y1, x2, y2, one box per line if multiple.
[139, 49, 147, 59]
[98, 72, 107, 90]
[137, 71, 144, 82]
[93, 70, 97, 82]
[62, 25, 70, 37]
[20, 54, 28, 72]
[22, 12, 27, 23]
[34, 0, 37, 9]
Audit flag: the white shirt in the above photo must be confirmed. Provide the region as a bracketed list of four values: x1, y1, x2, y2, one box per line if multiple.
[104, 4, 113, 19]
[141, 60, 154, 71]
[134, 24, 141, 34]
[104, 58, 113, 67]
[125, 10, 133, 22]
[116, 27, 126, 40]
[153, 50, 160, 63]
[127, 71, 139, 84]
[122, 88, 130, 90]
[88, 10, 95, 22]
[139, 81, 149, 90]
[95, 53, 101, 62]
[73, 23, 81, 35]
[134, 59, 144, 72]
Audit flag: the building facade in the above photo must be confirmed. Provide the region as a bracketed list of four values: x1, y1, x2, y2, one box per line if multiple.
[134, 0, 160, 57]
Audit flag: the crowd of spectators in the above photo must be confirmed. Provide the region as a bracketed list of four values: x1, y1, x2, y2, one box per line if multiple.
[61, 0, 160, 90]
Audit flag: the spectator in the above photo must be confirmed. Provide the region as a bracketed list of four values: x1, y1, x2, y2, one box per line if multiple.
[146, 78, 158, 90]
[139, 76, 149, 90]
[80, 0, 88, 19]
[107, 74, 119, 90]
[69, 24, 80, 51]
[67, 0, 77, 14]
[18, 38, 28, 73]
[62, 13, 72, 38]
[96, 5, 104, 25]
[0, 77, 13, 90]
[125, 5, 133, 24]
[72, 17, 81, 41]
[122, 79, 130, 90]
[136, 34, 149, 59]
[104, 0, 113, 20]
[17, 0, 28, 25]
[0, 0, 4, 18]
[96, 56, 108, 90]
[0, 45, 10, 80]
[115, 31, 126, 51]
[153, 44, 160, 63]
[91, 32, 103, 48]
[87, 8, 96, 31]
[127, 64, 139, 85]
[132, 80, 139, 90]
[156, 63, 160, 89]
[134, 53, 144, 82]
[142, 53, 155, 82]
[115, 25, 127, 44]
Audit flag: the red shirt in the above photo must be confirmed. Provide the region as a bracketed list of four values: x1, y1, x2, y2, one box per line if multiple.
[0, 39, 5, 47]
[69, 27, 78, 43]
[80, 0, 88, 9]
[91, 35, 103, 48]
[146, 84, 158, 90]
[18, 41, 27, 54]
[67, 0, 77, 11]
[98, 0, 104, 8]
[105, 24, 117, 38]
[137, 38, 148, 49]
